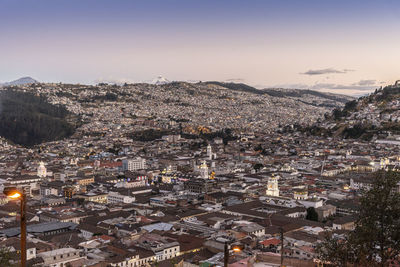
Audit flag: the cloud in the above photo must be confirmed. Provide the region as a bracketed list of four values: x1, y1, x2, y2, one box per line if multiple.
[264, 80, 381, 96]
[301, 68, 355, 75]
[352, 79, 376, 86]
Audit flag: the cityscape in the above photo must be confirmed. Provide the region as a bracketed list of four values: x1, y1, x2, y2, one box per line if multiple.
[1, 1, 400, 267]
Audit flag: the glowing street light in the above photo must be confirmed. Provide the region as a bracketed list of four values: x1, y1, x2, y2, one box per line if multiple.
[232, 246, 242, 253]
[3, 187, 26, 267]
[8, 192, 22, 199]
[224, 243, 244, 267]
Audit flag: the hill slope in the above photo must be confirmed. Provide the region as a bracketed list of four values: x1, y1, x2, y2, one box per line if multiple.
[0, 81, 355, 142]
[204, 81, 354, 108]
[295, 82, 400, 140]
[0, 89, 79, 146]
[1, 76, 37, 86]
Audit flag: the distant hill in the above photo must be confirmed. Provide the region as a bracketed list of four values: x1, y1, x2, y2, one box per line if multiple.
[204, 81, 354, 108]
[204, 81, 263, 94]
[0, 80, 356, 140]
[294, 81, 400, 140]
[0, 89, 79, 147]
[262, 88, 352, 104]
[1, 76, 38, 86]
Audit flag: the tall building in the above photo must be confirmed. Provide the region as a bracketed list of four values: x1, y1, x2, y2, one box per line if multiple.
[207, 144, 212, 160]
[37, 161, 47, 178]
[266, 176, 279, 197]
[199, 160, 209, 179]
[122, 157, 146, 171]
[206, 144, 217, 160]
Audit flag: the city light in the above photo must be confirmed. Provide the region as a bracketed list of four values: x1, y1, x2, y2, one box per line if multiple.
[3, 187, 22, 199]
[8, 192, 22, 199]
[232, 247, 241, 252]
[232, 245, 244, 253]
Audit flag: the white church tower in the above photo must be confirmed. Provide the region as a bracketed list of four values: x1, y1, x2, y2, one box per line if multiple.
[37, 161, 47, 178]
[206, 144, 217, 160]
[199, 160, 209, 179]
[266, 175, 279, 197]
[207, 144, 212, 160]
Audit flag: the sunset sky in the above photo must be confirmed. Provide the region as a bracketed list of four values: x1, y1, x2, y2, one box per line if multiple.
[1, 0, 400, 95]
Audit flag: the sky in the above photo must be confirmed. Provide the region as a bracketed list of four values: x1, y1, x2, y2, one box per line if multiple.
[1, 0, 400, 96]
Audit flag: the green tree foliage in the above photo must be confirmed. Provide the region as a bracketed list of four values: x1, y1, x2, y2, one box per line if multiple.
[0, 247, 15, 267]
[316, 234, 356, 267]
[343, 100, 358, 112]
[253, 163, 263, 171]
[317, 170, 400, 266]
[254, 144, 263, 152]
[0, 89, 79, 146]
[305, 207, 318, 221]
[353, 170, 400, 266]
[332, 108, 347, 121]
[342, 123, 370, 140]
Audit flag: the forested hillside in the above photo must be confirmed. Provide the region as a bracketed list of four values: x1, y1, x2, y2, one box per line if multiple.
[0, 89, 79, 146]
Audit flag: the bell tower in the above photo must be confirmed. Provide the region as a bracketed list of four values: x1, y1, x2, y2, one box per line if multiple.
[266, 175, 279, 197]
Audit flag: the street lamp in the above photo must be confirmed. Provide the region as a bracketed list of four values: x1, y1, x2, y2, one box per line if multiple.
[232, 246, 242, 253]
[3, 187, 26, 267]
[224, 243, 243, 267]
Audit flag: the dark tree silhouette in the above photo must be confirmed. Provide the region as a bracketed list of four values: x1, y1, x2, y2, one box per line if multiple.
[0, 89, 79, 146]
[317, 170, 400, 266]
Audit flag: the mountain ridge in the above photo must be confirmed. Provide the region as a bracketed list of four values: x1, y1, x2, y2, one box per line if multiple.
[0, 76, 38, 86]
[202, 81, 354, 107]
[293, 81, 400, 140]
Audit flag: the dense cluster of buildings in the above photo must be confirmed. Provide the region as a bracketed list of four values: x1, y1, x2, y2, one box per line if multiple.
[16, 81, 352, 134]
[0, 82, 398, 266]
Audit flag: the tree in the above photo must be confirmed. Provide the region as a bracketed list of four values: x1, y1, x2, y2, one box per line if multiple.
[317, 170, 400, 266]
[316, 233, 355, 267]
[254, 144, 263, 152]
[352, 170, 400, 266]
[253, 163, 263, 172]
[305, 207, 318, 221]
[0, 247, 15, 267]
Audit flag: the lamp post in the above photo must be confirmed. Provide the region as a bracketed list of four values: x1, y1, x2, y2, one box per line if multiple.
[224, 242, 228, 267]
[224, 242, 243, 267]
[3, 187, 26, 267]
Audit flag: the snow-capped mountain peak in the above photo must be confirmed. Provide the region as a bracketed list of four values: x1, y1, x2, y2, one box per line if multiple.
[151, 75, 170, 85]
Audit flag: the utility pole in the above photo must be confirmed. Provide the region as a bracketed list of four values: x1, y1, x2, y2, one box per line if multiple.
[21, 193, 27, 267]
[280, 227, 284, 267]
[224, 242, 229, 267]
[3, 187, 27, 267]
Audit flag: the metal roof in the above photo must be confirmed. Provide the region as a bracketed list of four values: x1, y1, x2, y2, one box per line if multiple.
[0, 221, 77, 237]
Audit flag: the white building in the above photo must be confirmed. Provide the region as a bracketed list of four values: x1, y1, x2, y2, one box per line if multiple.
[107, 191, 136, 204]
[37, 161, 47, 178]
[122, 157, 146, 171]
[154, 242, 180, 261]
[199, 161, 209, 179]
[207, 144, 217, 160]
[38, 248, 84, 267]
[266, 176, 279, 197]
